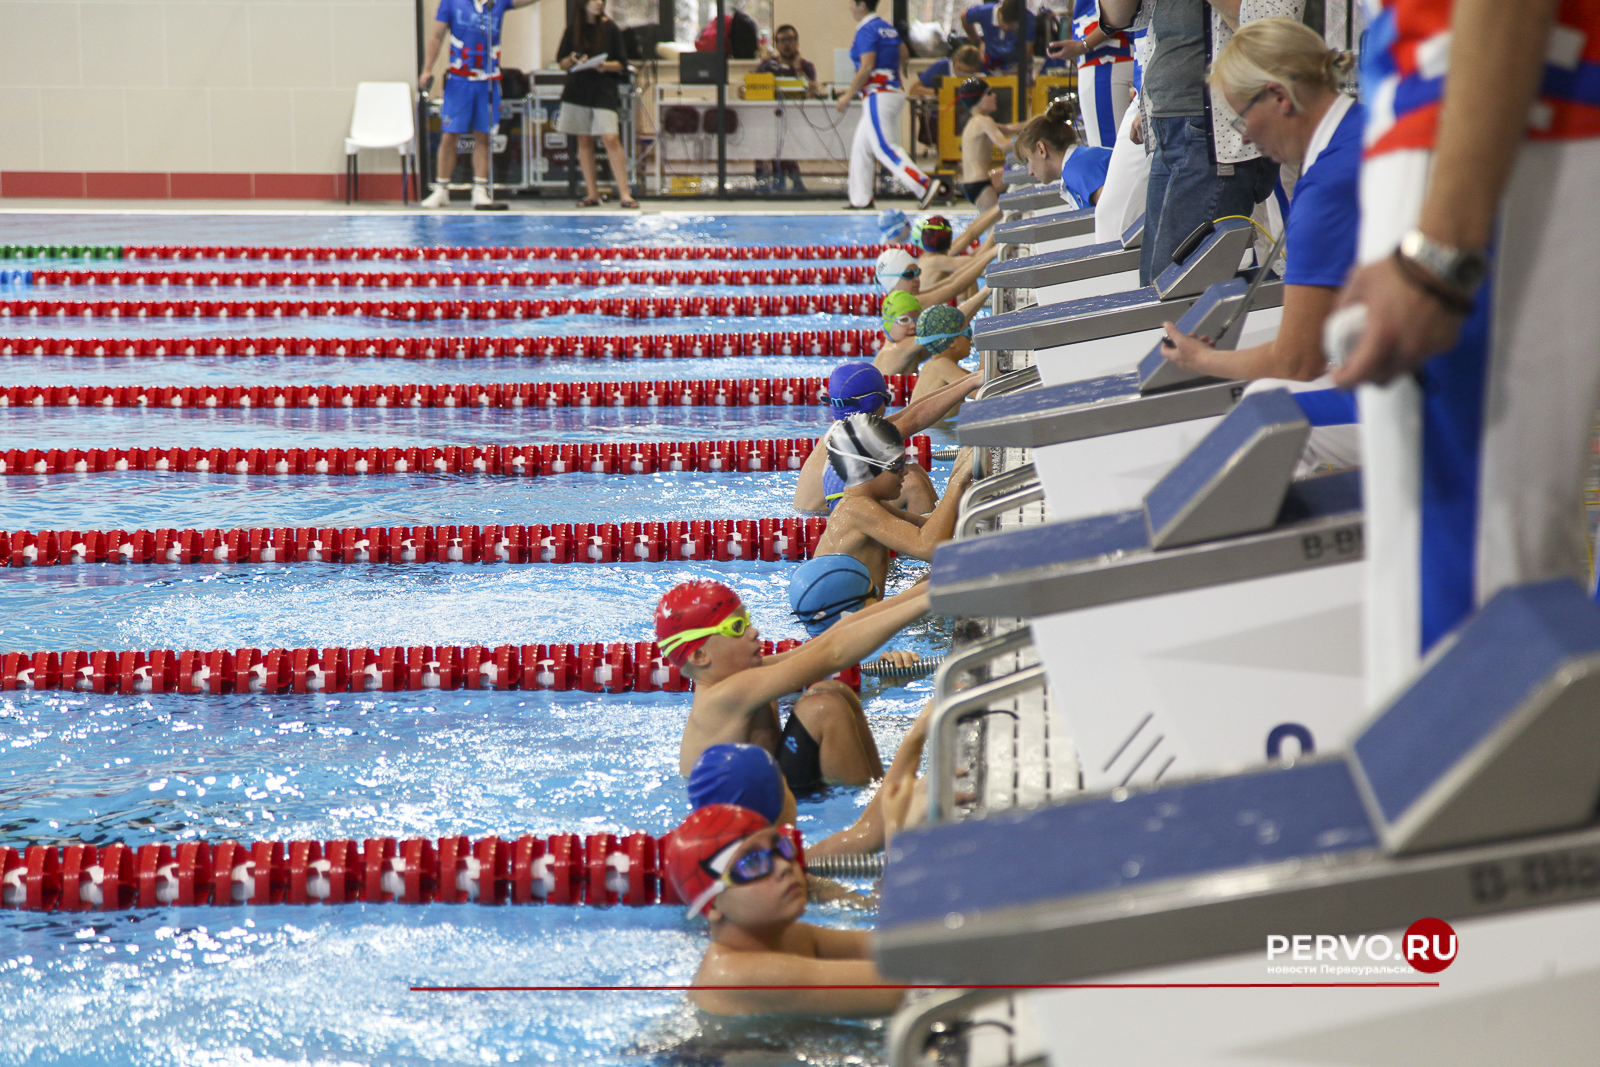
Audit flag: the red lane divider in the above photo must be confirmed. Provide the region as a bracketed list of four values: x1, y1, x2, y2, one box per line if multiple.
[120, 241, 896, 262]
[0, 374, 916, 411]
[0, 641, 859, 696]
[1, 517, 830, 566]
[0, 328, 876, 359]
[0, 292, 875, 322]
[0, 826, 808, 910]
[33, 265, 876, 289]
[0, 437, 933, 477]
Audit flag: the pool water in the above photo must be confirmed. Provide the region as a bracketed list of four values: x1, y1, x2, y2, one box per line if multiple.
[0, 212, 974, 1067]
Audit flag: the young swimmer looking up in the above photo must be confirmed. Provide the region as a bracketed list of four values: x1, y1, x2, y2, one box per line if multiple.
[665, 805, 906, 1017]
[812, 415, 976, 592]
[908, 303, 978, 408]
[912, 207, 1005, 289]
[662, 577, 929, 797]
[792, 361, 981, 513]
[874, 243, 997, 310]
[876, 287, 985, 379]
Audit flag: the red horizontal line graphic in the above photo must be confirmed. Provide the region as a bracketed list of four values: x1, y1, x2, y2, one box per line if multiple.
[0, 329, 873, 359]
[411, 982, 1442, 991]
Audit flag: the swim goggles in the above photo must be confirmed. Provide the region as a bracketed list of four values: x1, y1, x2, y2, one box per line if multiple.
[792, 584, 881, 622]
[655, 609, 751, 657]
[916, 326, 974, 346]
[887, 265, 922, 280]
[710, 833, 799, 889]
[827, 390, 891, 411]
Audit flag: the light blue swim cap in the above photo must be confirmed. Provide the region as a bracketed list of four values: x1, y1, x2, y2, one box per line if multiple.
[789, 554, 876, 637]
[687, 743, 784, 823]
[877, 208, 910, 241]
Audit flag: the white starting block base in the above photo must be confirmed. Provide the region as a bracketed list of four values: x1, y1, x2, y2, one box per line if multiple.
[1034, 415, 1226, 521]
[1026, 894, 1600, 1067]
[1032, 308, 1283, 387]
[1030, 562, 1364, 791]
[1036, 268, 1143, 307]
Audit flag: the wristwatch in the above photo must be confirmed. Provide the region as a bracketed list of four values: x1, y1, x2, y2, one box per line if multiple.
[1398, 229, 1489, 293]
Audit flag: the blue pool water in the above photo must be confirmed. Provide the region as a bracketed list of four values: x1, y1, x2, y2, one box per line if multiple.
[0, 212, 967, 1066]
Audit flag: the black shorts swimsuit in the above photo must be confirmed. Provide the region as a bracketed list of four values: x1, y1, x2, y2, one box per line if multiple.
[774, 711, 824, 794]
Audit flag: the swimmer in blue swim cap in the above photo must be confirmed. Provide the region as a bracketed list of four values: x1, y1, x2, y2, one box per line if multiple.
[788, 554, 879, 635]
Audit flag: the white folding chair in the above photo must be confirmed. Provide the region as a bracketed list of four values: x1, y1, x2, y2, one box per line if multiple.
[345, 82, 418, 204]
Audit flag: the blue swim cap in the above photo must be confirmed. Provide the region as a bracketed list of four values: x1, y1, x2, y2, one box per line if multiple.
[789, 554, 877, 636]
[826, 362, 890, 416]
[822, 463, 846, 512]
[877, 208, 910, 241]
[687, 743, 784, 823]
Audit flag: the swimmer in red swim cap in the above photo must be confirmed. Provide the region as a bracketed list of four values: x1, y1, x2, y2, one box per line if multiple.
[656, 578, 929, 799]
[662, 804, 906, 1017]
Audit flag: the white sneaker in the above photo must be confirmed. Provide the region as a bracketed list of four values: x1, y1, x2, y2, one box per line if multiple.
[471, 183, 493, 207]
[420, 185, 450, 208]
[917, 177, 943, 210]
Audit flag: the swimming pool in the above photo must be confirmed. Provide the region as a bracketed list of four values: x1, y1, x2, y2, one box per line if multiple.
[0, 212, 971, 1066]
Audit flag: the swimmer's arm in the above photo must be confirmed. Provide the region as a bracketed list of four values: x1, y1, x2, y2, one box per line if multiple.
[809, 925, 874, 959]
[692, 953, 904, 1017]
[1160, 283, 1335, 382]
[918, 242, 997, 308]
[958, 286, 991, 322]
[981, 118, 1015, 152]
[812, 699, 934, 857]
[856, 450, 973, 561]
[792, 436, 831, 512]
[872, 338, 925, 377]
[951, 205, 1002, 252]
[700, 588, 931, 711]
[890, 371, 984, 434]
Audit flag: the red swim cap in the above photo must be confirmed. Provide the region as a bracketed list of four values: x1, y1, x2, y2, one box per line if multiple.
[662, 803, 771, 918]
[654, 580, 743, 667]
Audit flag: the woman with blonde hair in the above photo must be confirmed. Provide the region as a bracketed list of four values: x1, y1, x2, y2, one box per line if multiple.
[1160, 18, 1362, 386]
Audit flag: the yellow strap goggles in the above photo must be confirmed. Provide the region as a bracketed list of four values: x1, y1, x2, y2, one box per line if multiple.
[656, 609, 751, 656]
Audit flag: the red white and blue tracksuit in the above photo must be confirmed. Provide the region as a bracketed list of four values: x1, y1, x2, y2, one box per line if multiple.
[847, 14, 930, 208]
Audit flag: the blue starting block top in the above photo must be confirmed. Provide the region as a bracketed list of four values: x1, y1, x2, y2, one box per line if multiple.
[973, 286, 1165, 352]
[993, 206, 1096, 246]
[986, 240, 1138, 289]
[998, 181, 1066, 212]
[957, 372, 1142, 426]
[880, 760, 1377, 929]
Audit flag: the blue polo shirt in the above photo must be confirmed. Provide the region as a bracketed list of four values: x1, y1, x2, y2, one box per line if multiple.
[1281, 98, 1364, 289]
[851, 15, 904, 92]
[1059, 144, 1112, 209]
[966, 2, 1036, 72]
[919, 57, 955, 88]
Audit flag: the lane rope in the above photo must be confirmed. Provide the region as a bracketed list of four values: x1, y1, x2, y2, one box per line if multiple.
[31, 265, 876, 289]
[0, 436, 934, 477]
[0, 374, 917, 410]
[2, 517, 830, 566]
[0, 329, 877, 359]
[0, 640, 861, 695]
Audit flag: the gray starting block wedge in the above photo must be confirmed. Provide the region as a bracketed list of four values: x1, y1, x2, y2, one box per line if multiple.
[975, 219, 1258, 355]
[1352, 579, 1600, 855]
[877, 579, 1600, 985]
[934, 390, 1330, 617]
[957, 279, 1281, 449]
[994, 206, 1096, 246]
[999, 181, 1066, 213]
[1001, 165, 1035, 186]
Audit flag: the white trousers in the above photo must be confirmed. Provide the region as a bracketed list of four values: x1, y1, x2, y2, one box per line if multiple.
[1092, 96, 1150, 243]
[1358, 140, 1600, 708]
[1077, 60, 1134, 149]
[848, 90, 929, 208]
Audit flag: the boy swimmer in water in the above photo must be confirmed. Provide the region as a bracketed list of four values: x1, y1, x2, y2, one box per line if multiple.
[660, 578, 928, 801]
[874, 244, 997, 311]
[910, 210, 1003, 290]
[813, 414, 975, 592]
[792, 361, 980, 514]
[908, 303, 979, 410]
[664, 804, 906, 1017]
[874, 288, 989, 378]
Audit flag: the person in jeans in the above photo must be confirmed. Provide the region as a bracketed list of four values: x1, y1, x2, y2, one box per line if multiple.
[1099, 0, 1277, 284]
[556, 0, 637, 208]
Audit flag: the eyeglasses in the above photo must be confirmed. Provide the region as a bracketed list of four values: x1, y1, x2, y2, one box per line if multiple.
[656, 609, 751, 657]
[713, 833, 799, 890]
[827, 391, 890, 410]
[1229, 88, 1268, 136]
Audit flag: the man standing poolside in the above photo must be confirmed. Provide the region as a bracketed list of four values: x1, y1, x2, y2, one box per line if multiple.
[420, 0, 541, 208]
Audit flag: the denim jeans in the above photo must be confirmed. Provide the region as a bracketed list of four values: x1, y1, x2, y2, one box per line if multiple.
[1140, 115, 1279, 285]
